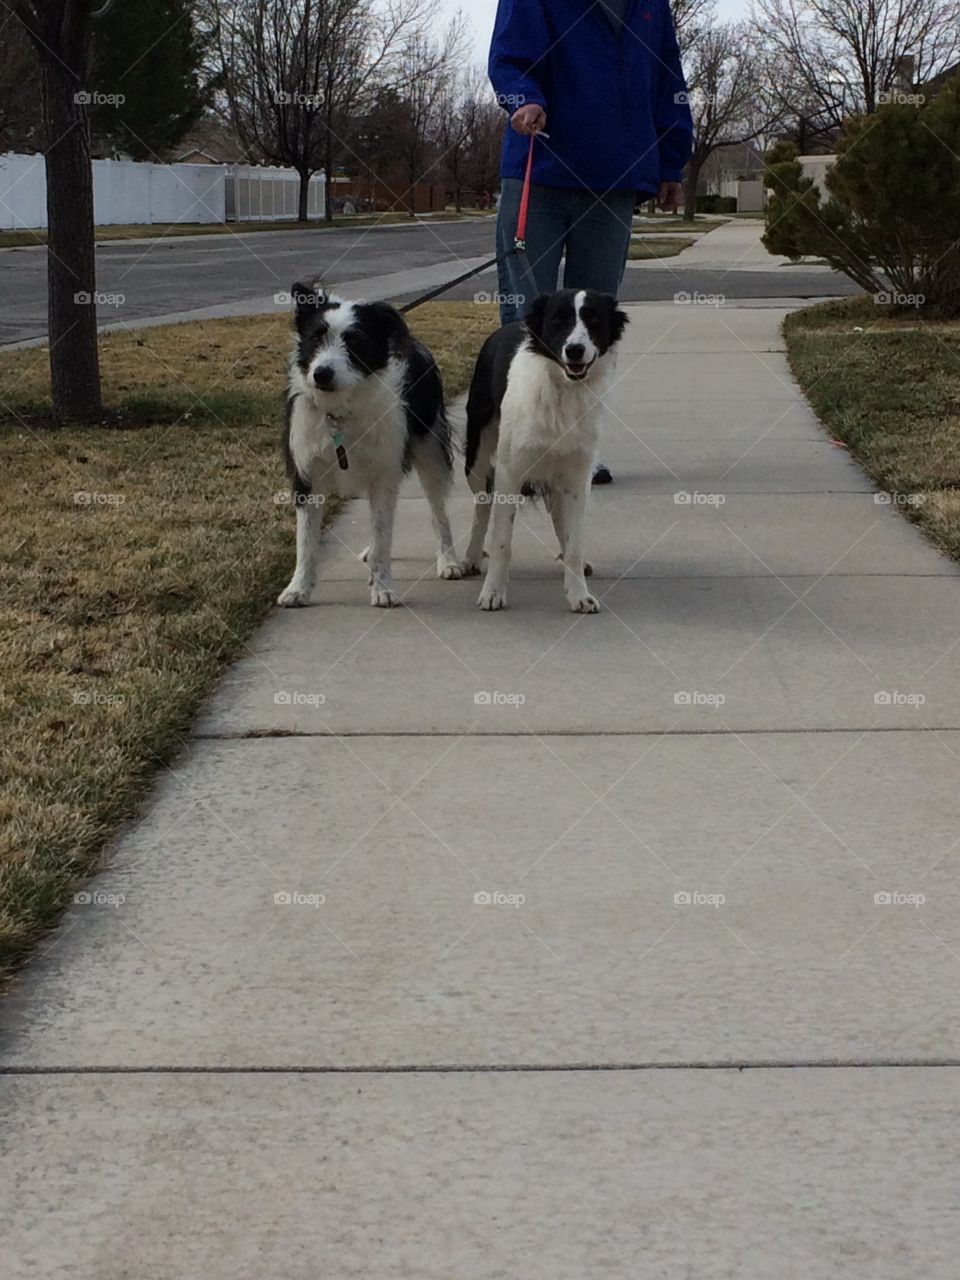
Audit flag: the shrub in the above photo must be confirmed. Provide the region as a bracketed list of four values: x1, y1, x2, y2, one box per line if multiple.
[763, 76, 960, 315]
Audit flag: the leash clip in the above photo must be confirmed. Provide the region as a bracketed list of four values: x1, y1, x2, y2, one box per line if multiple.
[329, 417, 349, 470]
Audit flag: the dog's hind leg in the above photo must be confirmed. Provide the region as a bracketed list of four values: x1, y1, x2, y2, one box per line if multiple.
[463, 424, 497, 576]
[413, 437, 463, 580]
[366, 482, 400, 607]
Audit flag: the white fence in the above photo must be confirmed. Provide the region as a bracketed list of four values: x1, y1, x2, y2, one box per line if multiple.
[0, 154, 227, 229]
[225, 164, 325, 222]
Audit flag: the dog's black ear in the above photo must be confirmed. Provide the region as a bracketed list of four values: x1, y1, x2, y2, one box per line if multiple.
[357, 300, 409, 348]
[523, 293, 550, 338]
[291, 279, 327, 328]
[604, 294, 629, 345]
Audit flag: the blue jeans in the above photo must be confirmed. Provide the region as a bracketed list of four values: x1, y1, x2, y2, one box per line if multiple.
[495, 179, 637, 324]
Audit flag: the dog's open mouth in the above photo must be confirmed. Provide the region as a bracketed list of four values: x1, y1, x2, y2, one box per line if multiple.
[562, 357, 595, 380]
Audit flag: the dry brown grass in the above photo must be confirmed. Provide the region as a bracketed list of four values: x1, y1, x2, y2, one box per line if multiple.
[0, 300, 498, 977]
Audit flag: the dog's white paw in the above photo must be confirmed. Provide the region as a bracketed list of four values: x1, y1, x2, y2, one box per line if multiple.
[438, 558, 464, 580]
[277, 583, 311, 607]
[371, 586, 399, 608]
[567, 591, 600, 614]
[478, 586, 507, 611]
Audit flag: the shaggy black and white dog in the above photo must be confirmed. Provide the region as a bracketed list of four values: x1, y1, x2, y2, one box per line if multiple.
[278, 283, 462, 608]
[463, 288, 628, 612]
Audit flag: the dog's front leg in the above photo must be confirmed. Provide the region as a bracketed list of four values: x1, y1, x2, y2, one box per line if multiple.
[366, 483, 400, 607]
[477, 467, 519, 611]
[277, 494, 324, 607]
[554, 467, 600, 614]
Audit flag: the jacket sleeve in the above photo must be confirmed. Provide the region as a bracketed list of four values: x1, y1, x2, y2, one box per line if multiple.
[654, 6, 693, 182]
[488, 0, 550, 113]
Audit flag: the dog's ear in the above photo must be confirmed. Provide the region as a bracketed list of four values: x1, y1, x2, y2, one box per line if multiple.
[603, 294, 629, 346]
[523, 293, 550, 338]
[291, 279, 327, 329]
[357, 300, 409, 348]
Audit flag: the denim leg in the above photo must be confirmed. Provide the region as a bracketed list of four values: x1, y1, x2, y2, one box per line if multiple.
[496, 178, 569, 324]
[562, 188, 636, 297]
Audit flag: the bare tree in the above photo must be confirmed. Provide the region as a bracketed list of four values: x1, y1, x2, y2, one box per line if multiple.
[211, 0, 442, 222]
[753, 0, 960, 136]
[10, 0, 122, 421]
[680, 20, 779, 220]
[0, 12, 41, 152]
[392, 16, 466, 215]
[433, 66, 486, 210]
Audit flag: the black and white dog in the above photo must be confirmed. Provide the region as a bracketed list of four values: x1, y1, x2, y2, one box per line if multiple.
[463, 288, 628, 612]
[278, 283, 462, 608]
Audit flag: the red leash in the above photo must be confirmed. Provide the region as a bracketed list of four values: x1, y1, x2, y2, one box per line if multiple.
[515, 131, 539, 249]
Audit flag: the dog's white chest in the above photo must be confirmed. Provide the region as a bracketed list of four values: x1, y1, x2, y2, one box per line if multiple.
[500, 348, 606, 458]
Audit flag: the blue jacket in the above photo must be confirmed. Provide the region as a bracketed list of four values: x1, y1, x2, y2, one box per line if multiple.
[489, 0, 693, 194]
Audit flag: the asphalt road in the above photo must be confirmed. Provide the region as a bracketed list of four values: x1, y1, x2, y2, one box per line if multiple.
[0, 217, 857, 345]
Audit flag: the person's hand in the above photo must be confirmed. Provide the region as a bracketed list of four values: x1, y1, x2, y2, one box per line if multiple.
[657, 181, 684, 213]
[511, 104, 547, 135]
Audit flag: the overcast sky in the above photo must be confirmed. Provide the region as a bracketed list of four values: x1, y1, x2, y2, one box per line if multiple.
[439, 0, 753, 59]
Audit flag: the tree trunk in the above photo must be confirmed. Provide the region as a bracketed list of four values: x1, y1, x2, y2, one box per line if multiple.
[40, 49, 102, 421]
[297, 169, 310, 222]
[323, 130, 334, 223]
[682, 159, 701, 223]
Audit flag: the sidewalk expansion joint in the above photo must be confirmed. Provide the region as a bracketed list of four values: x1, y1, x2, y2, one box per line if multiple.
[191, 726, 960, 741]
[4, 1060, 960, 1075]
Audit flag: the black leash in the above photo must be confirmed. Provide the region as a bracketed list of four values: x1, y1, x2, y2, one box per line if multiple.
[399, 134, 544, 317]
[398, 255, 498, 315]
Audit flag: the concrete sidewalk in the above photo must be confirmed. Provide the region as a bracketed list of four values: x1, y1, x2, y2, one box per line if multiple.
[4, 301, 960, 1277]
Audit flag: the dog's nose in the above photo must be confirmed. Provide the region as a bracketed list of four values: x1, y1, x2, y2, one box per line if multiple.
[313, 365, 334, 389]
[564, 342, 585, 362]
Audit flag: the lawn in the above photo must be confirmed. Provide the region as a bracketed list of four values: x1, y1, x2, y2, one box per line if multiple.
[0, 210, 494, 250]
[628, 236, 696, 259]
[784, 296, 960, 559]
[0, 300, 499, 978]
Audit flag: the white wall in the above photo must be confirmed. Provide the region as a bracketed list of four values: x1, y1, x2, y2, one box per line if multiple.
[0, 154, 226, 229]
[798, 155, 836, 198]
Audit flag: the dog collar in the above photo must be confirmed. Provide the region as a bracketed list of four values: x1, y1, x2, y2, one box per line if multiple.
[327, 412, 349, 470]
